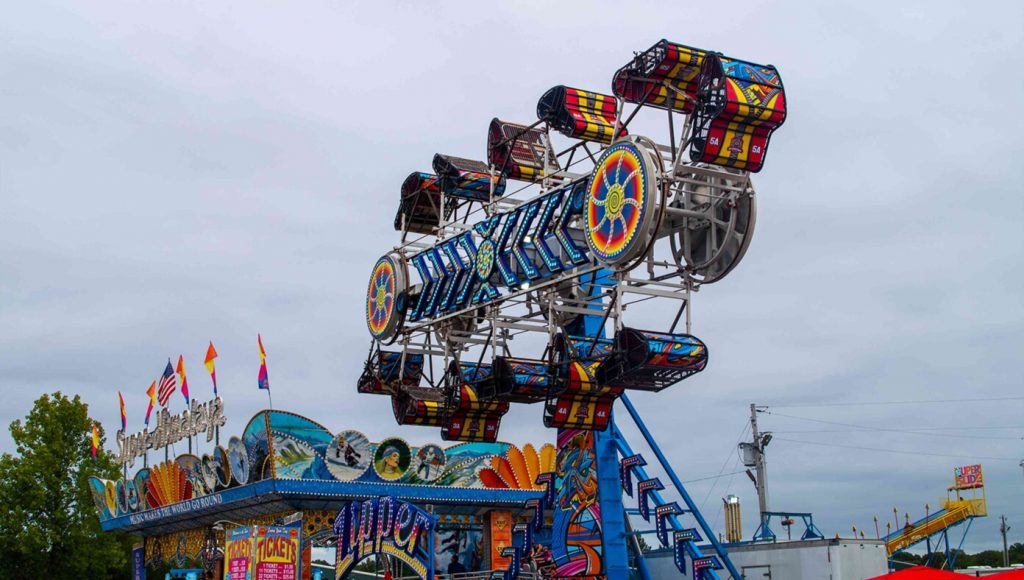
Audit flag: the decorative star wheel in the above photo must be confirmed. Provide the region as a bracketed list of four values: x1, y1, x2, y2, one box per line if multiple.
[584, 141, 653, 265]
[366, 255, 403, 341]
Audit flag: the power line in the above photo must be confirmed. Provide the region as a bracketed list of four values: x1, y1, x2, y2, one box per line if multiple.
[764, 410, 1022, 441]
[766, 396, 1024, 408]
[774, 425, 1022, 433]
[700, 421, 750, 512]
[773, 437, 1020, 462]
[681, 470, 747, 485]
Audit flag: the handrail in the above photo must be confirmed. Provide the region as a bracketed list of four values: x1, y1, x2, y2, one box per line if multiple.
[617, 394, 742, 580]
[885, 505, 974, 554]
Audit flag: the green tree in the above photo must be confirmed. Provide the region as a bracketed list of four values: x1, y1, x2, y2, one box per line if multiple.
[0, 392, 133, 579]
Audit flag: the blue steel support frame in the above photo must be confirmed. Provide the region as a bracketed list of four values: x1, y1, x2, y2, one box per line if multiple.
[561, 270, 737, 579]
[887, 516, 976, 571]
[575, 272, 631, 580]
[950, 517, 973, 569]
[614, 395, 742, 580]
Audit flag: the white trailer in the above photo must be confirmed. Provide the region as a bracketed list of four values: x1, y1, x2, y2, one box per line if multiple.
[646, 538, 889, 579]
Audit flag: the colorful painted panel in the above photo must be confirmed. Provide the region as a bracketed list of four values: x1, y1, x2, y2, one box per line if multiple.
[550, 429, 604, 578]
[394, 172, 442, 235]
[489, 510, 514, 570]
[325, 430, 372, 481]
[537, 86, 625, 145]
[392, 386, 446, 427]
[90, 409, 546, 524]
[442, 385, 509, 443]
[433, 154, 506, 201]
[412, 444, 446, 482]
[358, 350, 425, 396]
[492, 357, 550, 404]
[690, 53, 786, 173]
[487, 118, 555, 182]
[612, 39, 707, 113]
[544, 335, 622, 431]
[373, 437, 412, 481]
[583, 140, 657, 266]
[596, 327, 708, 392]
[435, 527, 484, 573]
[365, 253, 407, 342]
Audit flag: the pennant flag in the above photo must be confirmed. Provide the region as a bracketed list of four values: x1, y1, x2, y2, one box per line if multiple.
[157, 359, 177, 407]
[176, 355, 190, 404]
[144, 381, 157, 426]
[257, 334, 270, 391]
[91, 423, 99, 461]
[118, 391, 127, 432]
[204, 341, 218, 395]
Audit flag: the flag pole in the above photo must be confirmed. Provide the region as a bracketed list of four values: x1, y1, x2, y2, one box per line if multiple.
[266, 388, 274, 410]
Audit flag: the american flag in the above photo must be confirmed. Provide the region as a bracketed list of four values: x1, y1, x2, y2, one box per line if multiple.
[157, 359, 177, 407]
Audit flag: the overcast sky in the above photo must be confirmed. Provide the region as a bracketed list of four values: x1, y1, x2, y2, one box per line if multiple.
[2, 0, 1022, 554]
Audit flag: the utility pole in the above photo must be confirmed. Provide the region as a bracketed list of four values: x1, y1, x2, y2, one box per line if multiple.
[1000, 515, 1011, 568]
[745, 404, 772, 521]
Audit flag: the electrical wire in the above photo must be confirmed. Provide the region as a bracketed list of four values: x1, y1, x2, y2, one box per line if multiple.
[773, 437, 1020, 462]
[766, 396, 1024, 408]
[764, 410, 1022, 441]
[699, 421, 750, 512]
[774, 426, 1022, 433]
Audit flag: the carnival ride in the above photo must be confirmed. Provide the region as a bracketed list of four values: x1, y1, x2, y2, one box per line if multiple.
[359, 38, 788, 580]
[880, 466, 988, 570]
[88, 38, 789, 580]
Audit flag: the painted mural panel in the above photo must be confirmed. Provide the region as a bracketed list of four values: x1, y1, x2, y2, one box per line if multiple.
[435, 527, 483, 574]
[89, 409, 555, 527]
[550, 429, 604, 578]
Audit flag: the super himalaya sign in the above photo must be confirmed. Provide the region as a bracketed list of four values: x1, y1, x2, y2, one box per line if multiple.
[116, 398, 226, 467]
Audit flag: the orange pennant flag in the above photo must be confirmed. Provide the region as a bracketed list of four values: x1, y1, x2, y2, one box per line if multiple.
[204, 341, 218, 395]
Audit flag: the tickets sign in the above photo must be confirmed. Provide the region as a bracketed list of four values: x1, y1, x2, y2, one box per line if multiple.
[224, 527, 254, 580]
[954, 464, 983, 490]
[254, 524, 302, 580]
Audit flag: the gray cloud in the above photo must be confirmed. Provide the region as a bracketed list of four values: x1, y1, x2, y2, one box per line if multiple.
[2, 0, 1022, 553]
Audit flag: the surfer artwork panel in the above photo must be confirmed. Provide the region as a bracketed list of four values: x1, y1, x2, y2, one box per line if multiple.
[325, 430, 372, 481]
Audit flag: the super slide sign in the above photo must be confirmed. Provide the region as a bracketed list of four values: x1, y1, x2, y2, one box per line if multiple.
[333, 497, 435, 580]
[954, 464, 984, 490]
